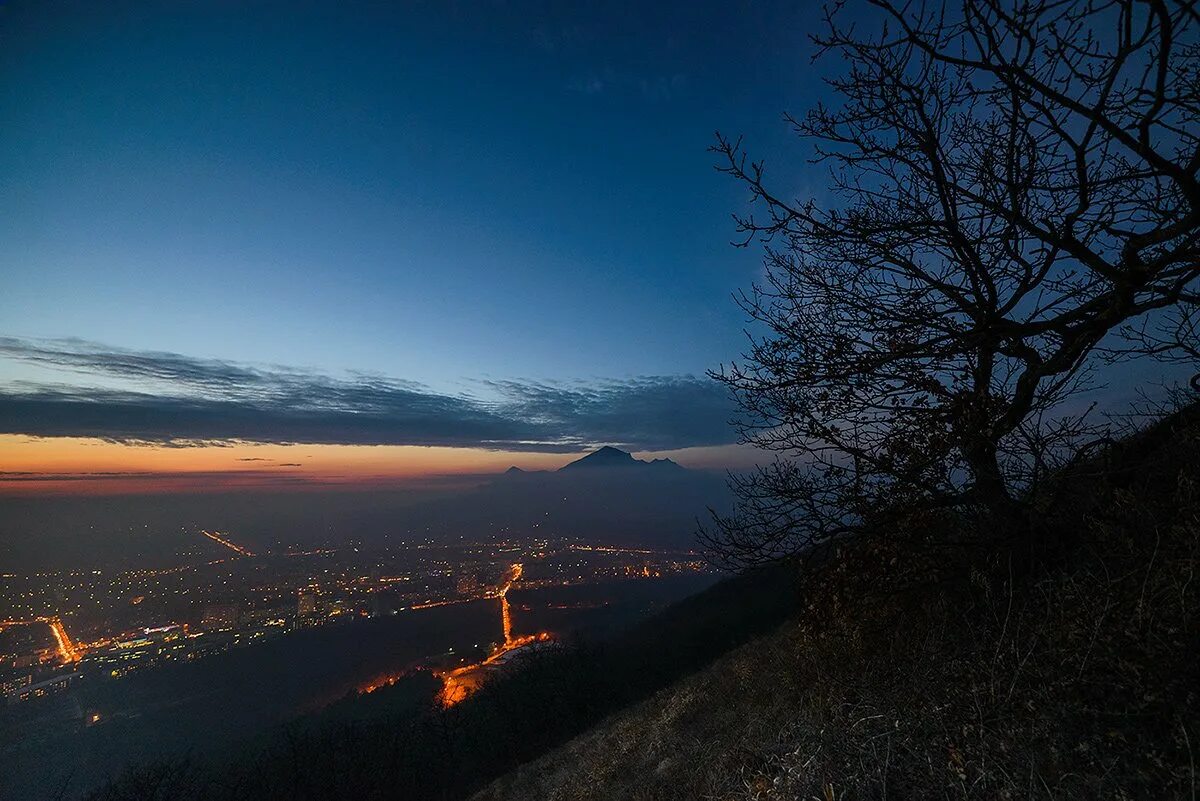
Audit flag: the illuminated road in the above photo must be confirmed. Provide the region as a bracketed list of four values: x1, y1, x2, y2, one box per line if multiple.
[437, 563, 551, 706]
[46, 616, 81, 662]
[0, 616, 82, 663]
[358, 563, 550, 700]
[499, 562, 522, 646]
[200, 529, 255, 557]
[362, 563, 552, 704]
[409, 598, 474, 610]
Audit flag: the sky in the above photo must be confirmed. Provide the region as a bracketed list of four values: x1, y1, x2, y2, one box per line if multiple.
[0, 0, 824, 494]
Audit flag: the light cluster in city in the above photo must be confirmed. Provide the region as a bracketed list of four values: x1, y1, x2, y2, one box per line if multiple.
[0, 529, 707, 707]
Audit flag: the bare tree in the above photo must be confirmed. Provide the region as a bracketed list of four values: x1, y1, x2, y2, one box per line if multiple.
[705, 0, 1200, 568]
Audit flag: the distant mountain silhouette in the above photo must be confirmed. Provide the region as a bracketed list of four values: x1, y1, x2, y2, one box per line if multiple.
[4, 446, 729, 569]
[415, 446, 727, 548]
[561, 445, 636, 469]
[559, 446, 681, 471]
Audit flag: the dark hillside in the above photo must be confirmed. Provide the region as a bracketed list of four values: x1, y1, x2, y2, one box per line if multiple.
[475, 405, 1200, 800]
[83, 562, 796, 801]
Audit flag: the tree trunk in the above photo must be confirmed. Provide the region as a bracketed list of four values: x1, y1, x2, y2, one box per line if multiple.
[966, 444, 1029, 541]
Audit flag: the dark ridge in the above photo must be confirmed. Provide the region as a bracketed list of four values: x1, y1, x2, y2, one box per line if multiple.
[559, 446, 682, 471]
[560, 446, 637, 470]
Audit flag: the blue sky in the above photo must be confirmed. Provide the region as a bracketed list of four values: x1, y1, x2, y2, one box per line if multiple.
[0, 1, 1193, 495]
[0, 0, 819, 392]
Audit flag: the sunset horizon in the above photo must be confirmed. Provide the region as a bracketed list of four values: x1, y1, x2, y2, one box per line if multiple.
[0, 333, 753, 495]
[2, 1, 1197, 798]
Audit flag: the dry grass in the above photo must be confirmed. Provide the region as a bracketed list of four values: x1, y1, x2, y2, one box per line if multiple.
[475, 415, 1200, 801]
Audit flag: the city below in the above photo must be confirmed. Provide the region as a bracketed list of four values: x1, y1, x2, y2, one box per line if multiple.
[0, 528, 710, 714]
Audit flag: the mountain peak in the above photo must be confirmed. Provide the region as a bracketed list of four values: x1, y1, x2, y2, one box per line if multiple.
[559, 447, 684, 472]
[593, 445, 634, 460]
[560, 446, 637, 470]
[504, 466, 525, 475]
[648, 457, 684, 470]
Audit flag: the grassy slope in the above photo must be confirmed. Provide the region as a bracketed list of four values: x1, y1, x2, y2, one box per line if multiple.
[476, 408, 1200, 801]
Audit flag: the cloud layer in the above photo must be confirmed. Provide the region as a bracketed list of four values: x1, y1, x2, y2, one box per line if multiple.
[0, 338, 735, 452]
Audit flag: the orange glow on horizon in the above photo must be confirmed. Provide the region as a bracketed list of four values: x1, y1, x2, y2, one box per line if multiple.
[0, 435, 751, 495]
[0, 435, 573, 495]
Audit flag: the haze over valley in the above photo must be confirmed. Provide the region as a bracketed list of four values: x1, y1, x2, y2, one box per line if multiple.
[2, 0, 1197, 799]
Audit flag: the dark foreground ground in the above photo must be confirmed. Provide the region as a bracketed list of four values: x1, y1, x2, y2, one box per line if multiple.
[478, 406, 1200, 800]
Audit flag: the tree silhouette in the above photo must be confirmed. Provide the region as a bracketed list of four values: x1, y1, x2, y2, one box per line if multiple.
[706, 0, 1200, 567]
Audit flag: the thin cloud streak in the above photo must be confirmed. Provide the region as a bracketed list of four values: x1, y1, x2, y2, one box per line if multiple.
[0, 337, 736, 452]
